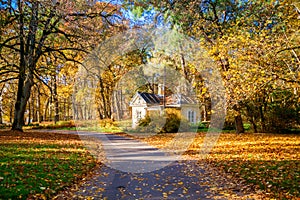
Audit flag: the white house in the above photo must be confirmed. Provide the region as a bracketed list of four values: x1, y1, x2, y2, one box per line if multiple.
[129, 90, 200, 128]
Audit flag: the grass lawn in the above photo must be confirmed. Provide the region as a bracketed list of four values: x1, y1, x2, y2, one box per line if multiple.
[0, 130, 99, 199]
[131, 132, 300, 199]
[27, 120, 125, 133]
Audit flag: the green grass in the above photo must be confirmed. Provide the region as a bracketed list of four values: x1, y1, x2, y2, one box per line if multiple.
[28, 120, 127, 133]
[24, 120, 254, 134]
[0, 131, 98, 199]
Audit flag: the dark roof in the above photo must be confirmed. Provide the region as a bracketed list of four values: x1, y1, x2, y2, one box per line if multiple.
[138, 92, 161, 104]
[138, 92, 197, 105]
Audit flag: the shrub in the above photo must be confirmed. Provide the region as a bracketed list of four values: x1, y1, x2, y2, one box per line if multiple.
[197, 121, 210, 130]
[137, 108, 191, 133]
[99, 119, 115, 128]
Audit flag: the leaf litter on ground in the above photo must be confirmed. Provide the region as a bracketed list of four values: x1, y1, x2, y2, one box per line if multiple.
[129, 132, 299, 199]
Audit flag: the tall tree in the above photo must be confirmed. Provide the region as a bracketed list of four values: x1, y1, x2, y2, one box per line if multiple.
[0, 0, 123, 131]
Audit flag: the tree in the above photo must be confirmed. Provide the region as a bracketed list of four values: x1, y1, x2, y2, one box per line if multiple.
[125, 0, 300, 133]
[0, 0, 123, 131]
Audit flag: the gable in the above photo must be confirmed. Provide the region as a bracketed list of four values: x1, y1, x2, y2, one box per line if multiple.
[129, 93, 147, 106]
[166, 94, 197, 105]
[130, 92, 161, 107]
[129, 92, 197, 107]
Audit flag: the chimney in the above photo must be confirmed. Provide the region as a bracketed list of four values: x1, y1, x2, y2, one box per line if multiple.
[158, 84, 164, 96]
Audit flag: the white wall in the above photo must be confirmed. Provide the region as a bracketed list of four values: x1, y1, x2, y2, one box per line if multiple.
[131, 106, 147, 128]
[181, 105, 200, 124]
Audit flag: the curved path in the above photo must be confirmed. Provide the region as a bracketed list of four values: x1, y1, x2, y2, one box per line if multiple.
[49, 130, 260, 199]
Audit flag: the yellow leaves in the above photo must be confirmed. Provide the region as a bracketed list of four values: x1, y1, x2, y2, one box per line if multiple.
[182, 187, 188, 194]
[33, 194, 47, 200]
[136, 131, 300, 199]
[249, 68, 258, 73]
[135, 187, 142, 191]
[162, 192, 168, 198]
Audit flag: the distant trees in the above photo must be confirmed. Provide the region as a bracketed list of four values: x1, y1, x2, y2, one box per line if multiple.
[74, 30, 148, 121]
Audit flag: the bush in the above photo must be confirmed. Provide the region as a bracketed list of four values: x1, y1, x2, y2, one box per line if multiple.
[99, 119, 115, 128]
[196, 122, 210, 131]
[136, 109, 191, 133]
[222, 120, 235, 130]
[30, 121, 76, 129]
[0, 124, 8, 129]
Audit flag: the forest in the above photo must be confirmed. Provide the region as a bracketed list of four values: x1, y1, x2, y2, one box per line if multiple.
[0, 0, 299, 133]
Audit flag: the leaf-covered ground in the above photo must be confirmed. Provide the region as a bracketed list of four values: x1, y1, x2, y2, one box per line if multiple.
[2, 129, 298, 199]
[133, 132, 300, 199]
[0, 130, 100, 199]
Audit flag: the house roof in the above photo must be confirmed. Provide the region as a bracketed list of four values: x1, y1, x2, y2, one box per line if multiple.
[138, 92, 161, 104]
[166, 94, 198, 105]
[130, 92, 197, 107]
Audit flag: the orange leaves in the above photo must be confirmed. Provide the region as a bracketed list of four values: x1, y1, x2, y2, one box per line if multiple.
[195, 133, 300, 199]
[133, 132, 300, 199]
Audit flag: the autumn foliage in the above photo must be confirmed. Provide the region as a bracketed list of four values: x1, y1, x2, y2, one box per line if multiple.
[137, 132, 300, 199]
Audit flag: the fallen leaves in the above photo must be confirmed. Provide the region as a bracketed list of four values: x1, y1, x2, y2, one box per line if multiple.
[195, 133, 300, 199]
[124, 131, 300, 199]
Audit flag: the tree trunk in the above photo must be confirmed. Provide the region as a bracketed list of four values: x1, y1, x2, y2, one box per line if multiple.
[246, 104, 258, 133]
[235, 114, 244, 134]
[12, 76, 33, 131]
[251, 119, 258, 133]
[115, 90, 122, 120]
[12, 1, 37, 131]
[53, 75, 59, 124]
[12, 0, 26, 131]
[10, 105, 13, 124]
[0, 98, 2, 124]
[202, 104, 207, 122]
[32, 96, 37, 122]
[233, 104, 244, 134]
[259, 105, 266, 132]
[63, 98, 66, 121]
[44, 97, 50, 121]
[67, 98, 70, 120]
[0, 85, 3, 124]
[98, 77, 109, 118]
[0, 106, 2, 124]
[37, 90, 41, 123]
[27, 97, 31, 125]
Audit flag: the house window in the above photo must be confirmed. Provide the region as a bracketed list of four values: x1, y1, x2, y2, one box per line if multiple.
[136, 111, 142, 120]
[188, 110, 195, 123]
